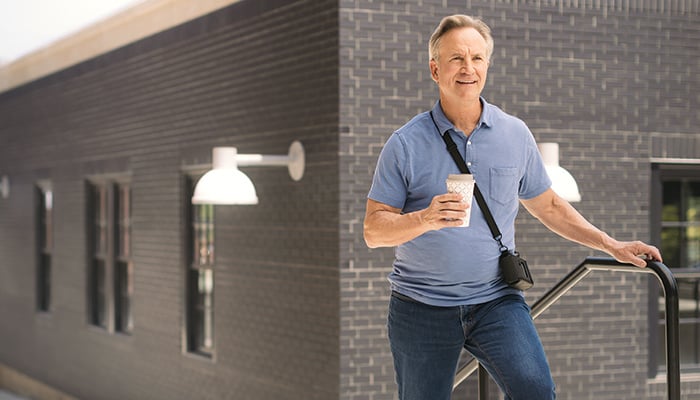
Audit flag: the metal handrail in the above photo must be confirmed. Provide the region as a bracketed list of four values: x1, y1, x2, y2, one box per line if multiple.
[453, 257, 680, 400]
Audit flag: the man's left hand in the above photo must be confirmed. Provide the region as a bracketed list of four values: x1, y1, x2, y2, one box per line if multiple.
[607, 240, 663, 268]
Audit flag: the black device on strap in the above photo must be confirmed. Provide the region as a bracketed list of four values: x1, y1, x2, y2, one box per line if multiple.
[429, 111, 534, 290]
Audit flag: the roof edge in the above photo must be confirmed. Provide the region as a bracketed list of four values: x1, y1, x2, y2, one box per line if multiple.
[0, 0, 239, 94]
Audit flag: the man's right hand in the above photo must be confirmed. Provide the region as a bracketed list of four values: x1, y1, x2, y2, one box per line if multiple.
[420, 193, 470, 230]
[364, 193, 469, 248]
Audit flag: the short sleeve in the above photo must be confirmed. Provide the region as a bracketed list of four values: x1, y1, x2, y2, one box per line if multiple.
[367, 133, 409, 210]
[518, 131, 552, 200]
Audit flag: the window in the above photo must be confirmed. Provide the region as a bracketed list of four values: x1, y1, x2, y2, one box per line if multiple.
[185, 175, 215, 356]
[88, 182, 108, 328]
[36, 183, 52, 312]
[651, 164, 700, 374]
[87, 179, 132, 333]
[115, 184, 133, 333]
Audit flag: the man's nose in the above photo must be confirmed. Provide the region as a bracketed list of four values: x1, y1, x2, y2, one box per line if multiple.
[460, 60, 475, 73]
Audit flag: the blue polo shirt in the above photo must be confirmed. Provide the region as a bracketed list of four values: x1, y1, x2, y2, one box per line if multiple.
[368, 99, 551, 306]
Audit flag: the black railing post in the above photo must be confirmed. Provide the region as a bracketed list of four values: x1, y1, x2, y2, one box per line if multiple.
[648, 260, 681, 400]
[478, 364, 489, 400]
[584, 258, 680, 400]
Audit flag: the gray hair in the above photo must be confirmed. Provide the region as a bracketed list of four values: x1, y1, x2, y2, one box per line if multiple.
[429, 15, 494, 62]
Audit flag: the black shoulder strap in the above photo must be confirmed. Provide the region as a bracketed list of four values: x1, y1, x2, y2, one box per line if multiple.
[429, 111, 508, 252]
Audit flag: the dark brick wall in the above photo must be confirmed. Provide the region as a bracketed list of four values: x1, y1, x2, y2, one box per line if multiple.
[339, 1, 699, 399]
[0, 0, 339, 399]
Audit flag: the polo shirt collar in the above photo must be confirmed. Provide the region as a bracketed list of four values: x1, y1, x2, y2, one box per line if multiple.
[430, 97, 494, 136]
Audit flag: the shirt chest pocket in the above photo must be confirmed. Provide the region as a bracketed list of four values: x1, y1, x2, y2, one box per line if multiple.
[489, 167, 519, 205]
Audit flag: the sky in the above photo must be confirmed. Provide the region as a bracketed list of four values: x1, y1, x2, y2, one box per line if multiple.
[0, 0, 146, 65]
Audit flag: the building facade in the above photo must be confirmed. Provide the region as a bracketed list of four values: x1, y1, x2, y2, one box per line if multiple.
[0, 0, 698, 399]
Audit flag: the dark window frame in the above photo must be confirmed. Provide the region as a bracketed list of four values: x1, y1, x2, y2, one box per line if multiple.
[114, 183, 133, 333]
[650, 163, 700, 377]
[36, 181, 52, 313]
[184, 174, 215, 358]
[86, 177, 132, 334]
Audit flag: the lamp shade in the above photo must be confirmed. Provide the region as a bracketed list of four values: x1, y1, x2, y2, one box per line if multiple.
[192, 147, 259, 205]
[538, 143, 582, 203]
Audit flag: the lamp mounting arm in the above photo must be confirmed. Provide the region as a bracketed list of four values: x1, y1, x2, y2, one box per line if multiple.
[235, 141, 305, 181]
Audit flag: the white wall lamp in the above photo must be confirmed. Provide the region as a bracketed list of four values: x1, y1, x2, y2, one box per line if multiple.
[191, 141, 305, 205]
[0, 175, 9, 199]
[538, 142, 581, 203]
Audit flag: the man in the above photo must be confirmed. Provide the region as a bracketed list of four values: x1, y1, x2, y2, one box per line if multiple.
[363, 14, 662, 400]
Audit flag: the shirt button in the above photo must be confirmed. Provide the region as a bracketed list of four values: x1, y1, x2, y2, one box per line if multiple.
[467, 141, 472, 145]
[467, 162, 472, 167]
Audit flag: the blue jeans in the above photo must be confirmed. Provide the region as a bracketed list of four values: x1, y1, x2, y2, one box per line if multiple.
[388, 292, 556, 400]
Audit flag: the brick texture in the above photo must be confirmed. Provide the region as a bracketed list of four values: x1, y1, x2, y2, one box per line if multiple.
[1, 0, 700, 399]
[0, 0, 339, 399]
[339, 1, 699, 399]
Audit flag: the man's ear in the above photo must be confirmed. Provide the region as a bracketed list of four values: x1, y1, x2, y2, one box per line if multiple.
[429, 59, 439, 82]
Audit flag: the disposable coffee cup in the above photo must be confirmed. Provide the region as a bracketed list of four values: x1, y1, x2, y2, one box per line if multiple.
[445, 174, 475, 227]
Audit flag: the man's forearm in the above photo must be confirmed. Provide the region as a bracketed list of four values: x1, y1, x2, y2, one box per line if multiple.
[363, 194, 469, 248]
[536, 200, 614, 252]
[521, 188, 661, 267]
[364, 209, 430, 248]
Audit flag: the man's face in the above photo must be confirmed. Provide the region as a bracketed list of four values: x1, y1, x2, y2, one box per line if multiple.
[430, 27, 490, 104]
